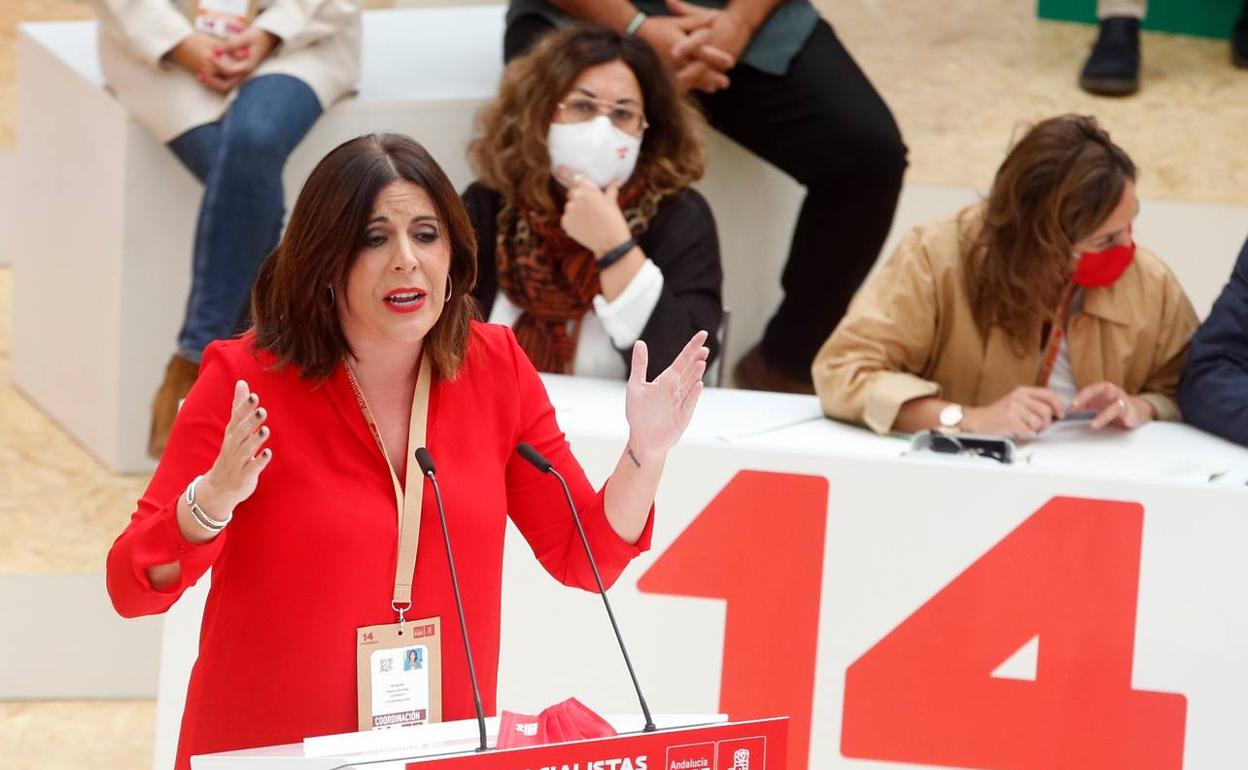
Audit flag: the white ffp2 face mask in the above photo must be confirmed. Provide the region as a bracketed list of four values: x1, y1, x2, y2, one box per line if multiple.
[547, 116, 641, 189]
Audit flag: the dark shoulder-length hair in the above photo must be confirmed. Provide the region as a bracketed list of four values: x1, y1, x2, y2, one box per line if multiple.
[967, 114, 1136, 351]
[251, 133, 478, 381]
[469, 23, 707, 216]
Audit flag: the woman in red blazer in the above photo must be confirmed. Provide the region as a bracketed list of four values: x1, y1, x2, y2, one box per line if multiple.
[106, 133, 709, 770]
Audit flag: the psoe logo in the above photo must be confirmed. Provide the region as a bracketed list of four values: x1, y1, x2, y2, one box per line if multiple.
[716, 737, 765, 770]
[515, 722, 538, 737]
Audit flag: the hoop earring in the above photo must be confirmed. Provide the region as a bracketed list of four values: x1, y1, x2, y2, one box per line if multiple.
[326, 284, 336, 306]
[445, 274, 453, 300]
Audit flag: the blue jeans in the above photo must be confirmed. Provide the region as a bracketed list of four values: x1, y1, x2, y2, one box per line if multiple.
[166, 74, 322, 362]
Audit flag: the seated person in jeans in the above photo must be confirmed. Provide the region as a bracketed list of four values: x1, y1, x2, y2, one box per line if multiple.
[91, 0, 361, 456]
[463, 24, 722, 379]
[1178, 238, 1248, 446]
[813, 115, 1198, 439]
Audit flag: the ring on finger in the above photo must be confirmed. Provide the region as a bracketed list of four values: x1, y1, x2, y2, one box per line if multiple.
[1117, 396, 1128, 413]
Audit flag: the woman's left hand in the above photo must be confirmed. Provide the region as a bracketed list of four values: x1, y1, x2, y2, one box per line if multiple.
[1070, 381, 1156, 429]
[625, 331, 710, 461]
[556, 169, 633, 256]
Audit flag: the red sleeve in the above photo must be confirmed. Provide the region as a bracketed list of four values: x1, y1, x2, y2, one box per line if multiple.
[500, 328, 654, 591]
[105, 343, 237, 618]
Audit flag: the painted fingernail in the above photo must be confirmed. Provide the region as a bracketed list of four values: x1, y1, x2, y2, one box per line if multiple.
[248, 394, 257, 404]
[255, 408, 265, 419]
[262, 448, 272, 458]
[259, 426, 269, 437]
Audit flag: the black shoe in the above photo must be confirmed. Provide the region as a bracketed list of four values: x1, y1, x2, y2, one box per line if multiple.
[1079, 17, 1141, 96]
[1232, 3, 1248, 68]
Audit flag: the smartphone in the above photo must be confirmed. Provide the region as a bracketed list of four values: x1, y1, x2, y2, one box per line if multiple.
[909, 430, 1016, 464]
[1056, 410, 1098, 422]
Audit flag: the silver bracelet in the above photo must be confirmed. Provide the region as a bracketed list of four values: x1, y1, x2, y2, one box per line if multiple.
[625, 10, 647, 35]
[185, 475, 232, 533]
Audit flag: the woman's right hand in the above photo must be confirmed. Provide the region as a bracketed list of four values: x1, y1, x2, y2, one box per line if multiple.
[180, 380, 272, 542]
[962, 386, 1065, 439]
[168, 33, 241, 93]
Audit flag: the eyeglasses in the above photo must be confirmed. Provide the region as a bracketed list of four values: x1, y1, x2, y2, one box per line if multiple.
[556, 96, 649, 136]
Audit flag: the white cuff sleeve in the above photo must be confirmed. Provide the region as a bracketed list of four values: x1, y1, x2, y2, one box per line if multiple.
[592, 259, 664, 350]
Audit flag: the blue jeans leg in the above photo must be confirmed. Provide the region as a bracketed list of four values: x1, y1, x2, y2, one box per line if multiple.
[167, 121, 223, 184]
[174, 74, 323, 362]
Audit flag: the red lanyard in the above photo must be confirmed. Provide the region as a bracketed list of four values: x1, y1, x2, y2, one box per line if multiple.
[1036, 282, 1077, 388]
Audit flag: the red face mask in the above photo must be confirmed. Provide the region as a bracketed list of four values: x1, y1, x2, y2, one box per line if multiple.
[1072, 236, 1135, 288]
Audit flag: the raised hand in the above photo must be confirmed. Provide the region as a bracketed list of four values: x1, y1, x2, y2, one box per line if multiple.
[180, 380, 273, 542]
[624, 331, 710, 461]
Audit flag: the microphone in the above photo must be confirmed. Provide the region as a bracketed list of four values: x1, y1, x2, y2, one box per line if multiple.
[515, 442, 657, 733]
[414, 447, 489, 753]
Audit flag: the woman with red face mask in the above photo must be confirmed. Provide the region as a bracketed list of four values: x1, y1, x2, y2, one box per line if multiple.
[812, 114, 1199, 440]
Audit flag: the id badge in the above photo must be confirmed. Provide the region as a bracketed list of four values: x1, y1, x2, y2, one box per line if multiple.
[356, 617, 443, 731]
[189, 0, 259, 38]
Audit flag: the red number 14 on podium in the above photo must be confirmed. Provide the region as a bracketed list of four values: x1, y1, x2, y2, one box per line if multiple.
[842, 496, 1187, 769]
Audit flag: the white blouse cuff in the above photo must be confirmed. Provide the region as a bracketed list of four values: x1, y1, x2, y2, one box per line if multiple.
[592, 259, 664, 350]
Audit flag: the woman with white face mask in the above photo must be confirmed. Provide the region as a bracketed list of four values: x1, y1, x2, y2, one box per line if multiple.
[465, 25, 723, 380]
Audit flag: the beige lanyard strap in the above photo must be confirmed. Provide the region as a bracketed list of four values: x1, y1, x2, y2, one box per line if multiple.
[344, 354, 432, 623]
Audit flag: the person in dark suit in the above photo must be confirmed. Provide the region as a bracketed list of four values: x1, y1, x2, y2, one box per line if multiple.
[1179, 239, 1248, 446]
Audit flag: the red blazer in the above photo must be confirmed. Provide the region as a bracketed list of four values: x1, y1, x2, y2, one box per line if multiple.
[106, 322, 653, 770]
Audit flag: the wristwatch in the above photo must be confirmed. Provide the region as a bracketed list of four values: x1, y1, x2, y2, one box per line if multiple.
[938, 403, 964, 432]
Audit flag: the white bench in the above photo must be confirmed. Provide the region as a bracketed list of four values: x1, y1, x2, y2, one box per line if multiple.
[11, 5, 805, 473]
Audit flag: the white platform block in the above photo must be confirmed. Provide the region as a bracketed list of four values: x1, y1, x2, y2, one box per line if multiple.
[0, 574, 161, 698]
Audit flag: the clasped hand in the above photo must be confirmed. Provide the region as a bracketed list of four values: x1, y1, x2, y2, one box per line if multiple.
[636, 0, 753, 93]
[170, 28, 280, 94]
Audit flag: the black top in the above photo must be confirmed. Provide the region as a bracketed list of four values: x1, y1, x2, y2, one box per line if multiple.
[462, 182, 723, 381]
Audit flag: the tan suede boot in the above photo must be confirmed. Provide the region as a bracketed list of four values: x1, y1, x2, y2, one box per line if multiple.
[733, 344, 816, 395]
[148, 354, 201, 459]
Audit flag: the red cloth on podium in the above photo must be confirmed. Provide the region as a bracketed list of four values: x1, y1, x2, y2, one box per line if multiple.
[106, 323, 653, 770]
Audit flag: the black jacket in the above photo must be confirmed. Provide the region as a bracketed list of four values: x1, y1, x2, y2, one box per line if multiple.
[1179, 238, 1248, 446]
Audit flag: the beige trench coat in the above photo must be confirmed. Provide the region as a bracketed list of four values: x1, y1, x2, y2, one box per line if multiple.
[92, 0, 361, 142]
[813, 205, 1199, 434]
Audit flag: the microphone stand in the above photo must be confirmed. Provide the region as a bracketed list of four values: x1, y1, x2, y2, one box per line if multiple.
[517, 442, 657, 733]
[415, 447, 489, 752]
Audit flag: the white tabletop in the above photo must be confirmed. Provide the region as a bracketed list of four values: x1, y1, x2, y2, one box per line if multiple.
[541, 374, 1248, 487]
